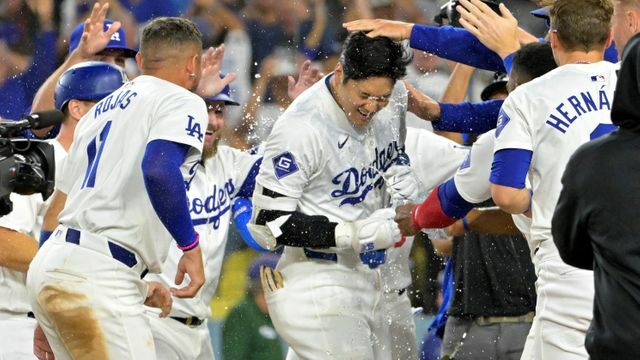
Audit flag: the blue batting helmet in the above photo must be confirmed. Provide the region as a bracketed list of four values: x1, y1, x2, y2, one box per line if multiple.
[55, 61, 128, 111]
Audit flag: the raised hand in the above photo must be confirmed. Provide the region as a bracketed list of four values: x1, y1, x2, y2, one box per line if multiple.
[75, 2, 122, 59]
[457, 0, 520, 59]
[287, 60, 324, 100]
[343, 19, 414, 41]
[404, 81, 440, 122]
[196, 44, 237, 98]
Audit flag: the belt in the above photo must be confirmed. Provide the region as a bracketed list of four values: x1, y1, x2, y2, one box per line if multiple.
[65, 228, 138, 268]
[170, 316, 204, 326]
[474, 311, 535, 326]
[304, 248, 337, 262]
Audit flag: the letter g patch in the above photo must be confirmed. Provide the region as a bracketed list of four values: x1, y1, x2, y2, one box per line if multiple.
[273, 152, 299, 179]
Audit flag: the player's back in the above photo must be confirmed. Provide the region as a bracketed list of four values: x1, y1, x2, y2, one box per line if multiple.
[58, 75, 207, 271]
[498, 61, 618, 250]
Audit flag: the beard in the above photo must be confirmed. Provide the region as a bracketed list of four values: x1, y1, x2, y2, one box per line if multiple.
[202, 137, 221, 160]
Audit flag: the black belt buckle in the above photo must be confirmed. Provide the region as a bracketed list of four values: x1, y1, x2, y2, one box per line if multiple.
[171, 316, 204, 326]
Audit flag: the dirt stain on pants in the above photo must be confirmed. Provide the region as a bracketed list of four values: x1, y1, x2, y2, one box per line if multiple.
[38, 285, 108, 360]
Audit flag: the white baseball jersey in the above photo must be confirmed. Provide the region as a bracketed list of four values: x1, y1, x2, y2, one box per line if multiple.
[494, 61, 618, 258]
[257, 75, 407, 230]
[0, 140, 66, 314]
[381, 128, 469, 292]
[57, 76, 208, 272]
[454, 129, 532, 243]
[145, 146, 260, 319]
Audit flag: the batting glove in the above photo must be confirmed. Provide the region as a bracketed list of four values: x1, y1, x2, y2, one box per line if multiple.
[383, 164, 420, 204]
[334, 208, 402, 253]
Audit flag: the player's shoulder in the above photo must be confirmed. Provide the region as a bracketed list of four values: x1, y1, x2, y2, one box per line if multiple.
[272, 81, 332, 134]
[134, 75, 204, 103]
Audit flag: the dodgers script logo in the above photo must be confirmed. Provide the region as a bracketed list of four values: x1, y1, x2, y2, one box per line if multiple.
[189, 178, 236, 230]
[331, 141, 403, 206]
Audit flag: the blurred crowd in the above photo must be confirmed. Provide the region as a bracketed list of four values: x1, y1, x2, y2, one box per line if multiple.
[0, 0, 546, 141]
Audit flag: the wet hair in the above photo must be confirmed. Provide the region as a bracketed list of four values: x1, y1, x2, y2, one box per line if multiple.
[139, 17, 202, 59]
[340, 31, 412, 83]
[511, 42, 558, 82]
[550, 0, 613, 52]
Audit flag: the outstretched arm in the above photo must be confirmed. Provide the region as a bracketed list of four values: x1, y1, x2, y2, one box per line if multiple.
[344, 19, 506, 71]
[31, 3, 122, 137]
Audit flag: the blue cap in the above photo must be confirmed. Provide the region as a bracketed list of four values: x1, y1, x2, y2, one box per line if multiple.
[248, 254, 280, 281]
[203, 75, 239, 106]
[68, 19, 137, 57]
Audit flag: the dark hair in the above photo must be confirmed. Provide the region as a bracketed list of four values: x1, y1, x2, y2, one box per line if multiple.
[340, 32, 412, 83]
[139, 17, 202, 56]
[512, 42, 557, 82]
[550, 0, 613, 52]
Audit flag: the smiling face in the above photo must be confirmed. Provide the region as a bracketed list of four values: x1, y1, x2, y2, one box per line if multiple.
[332, 64, 395, 128]
[203, 100, 225, 159]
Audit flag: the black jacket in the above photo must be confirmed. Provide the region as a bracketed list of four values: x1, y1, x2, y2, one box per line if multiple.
[552, 33, 640, 360]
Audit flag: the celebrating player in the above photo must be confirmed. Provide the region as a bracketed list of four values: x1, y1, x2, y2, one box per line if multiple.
[26, 18, 210, 358]
[144, 72, 262, 359]
[488, 1, 617, 358]
[248, 31, 414, 359]
[0, 61, 127, 360]
[30, 2, 137, 138]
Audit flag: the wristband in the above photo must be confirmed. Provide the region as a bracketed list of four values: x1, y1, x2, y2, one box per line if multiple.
[178, 233, 200, 251]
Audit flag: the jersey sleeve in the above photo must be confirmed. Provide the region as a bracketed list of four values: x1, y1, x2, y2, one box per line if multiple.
[56, 141, 76, 194]
[257, 117, 324, 199]
[229, 148, 262, 199]
[0, 193, 40, 235]
[454, 131, 495, 204]
[493, 91, 534, 152]
[147, 92, 209, 154]
[405, 128, 469, 192]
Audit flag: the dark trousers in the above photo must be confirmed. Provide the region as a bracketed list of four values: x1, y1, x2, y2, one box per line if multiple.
[441, 316, 531, 360]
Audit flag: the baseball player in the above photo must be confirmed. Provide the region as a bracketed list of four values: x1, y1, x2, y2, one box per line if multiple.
[30, 2, 136, 138]
[0, 61, 127, 360]
[26, 18, 209, 359]
[248, 32, 415, 359]
[488, 1, 618, 359]
[395, 42, 557, 242]
[143, 79, 262, 359]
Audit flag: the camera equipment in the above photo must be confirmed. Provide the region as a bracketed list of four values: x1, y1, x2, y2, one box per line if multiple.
[435, 0, 501, 27]
[0, 110, 63, 216]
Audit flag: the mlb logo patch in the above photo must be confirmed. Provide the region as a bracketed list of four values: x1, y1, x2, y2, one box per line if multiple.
[591, 74, 606, 82]
[273, 152, 299, 179]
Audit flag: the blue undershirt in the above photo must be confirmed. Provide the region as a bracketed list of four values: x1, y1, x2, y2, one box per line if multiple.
[435, 100, 503, 133]
[489, 148, 533, 189]
[142, 140, 198, 250]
